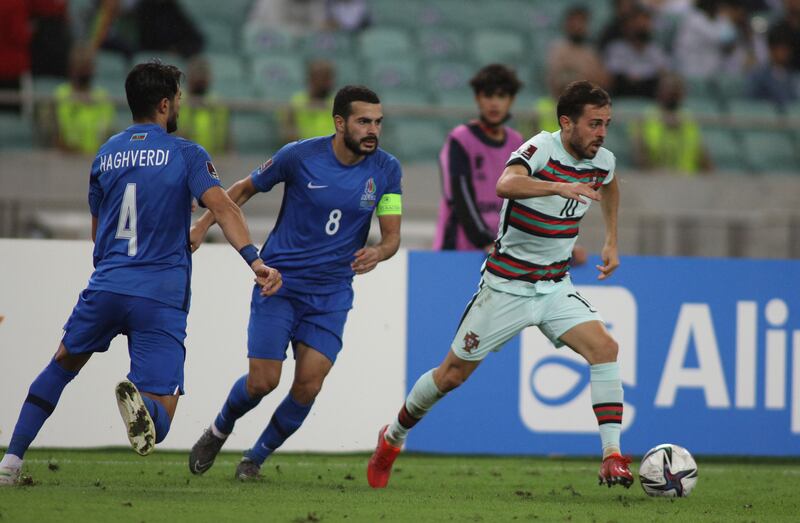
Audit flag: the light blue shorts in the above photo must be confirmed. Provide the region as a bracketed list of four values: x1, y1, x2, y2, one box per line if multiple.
[450, 278, 603, 361]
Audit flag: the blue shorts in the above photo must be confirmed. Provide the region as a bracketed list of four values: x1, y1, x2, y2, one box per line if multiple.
[62, 289, 187, 395]
[247, 285, 353, 364]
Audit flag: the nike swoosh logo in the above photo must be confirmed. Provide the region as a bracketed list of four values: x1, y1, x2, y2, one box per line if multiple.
[194, 459, 211, 471]
[307, 182, 328, 189]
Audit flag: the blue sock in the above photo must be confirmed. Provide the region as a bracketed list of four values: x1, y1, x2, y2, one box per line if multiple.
[141, 396, 171, 444]
[7, 360, 79, 459]
[245, 394, 313, 465]
[214, 375, 262, 435]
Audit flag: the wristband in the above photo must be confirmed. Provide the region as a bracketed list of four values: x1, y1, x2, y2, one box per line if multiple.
[239, 244, 260, 266]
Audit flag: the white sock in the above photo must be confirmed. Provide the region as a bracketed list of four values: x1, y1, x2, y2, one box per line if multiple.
[385, 369, 445, 446]
[0, 454, 23, 471]
[210, 422, 228, 439]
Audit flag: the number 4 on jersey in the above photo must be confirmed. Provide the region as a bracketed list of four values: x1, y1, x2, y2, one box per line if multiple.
[116, 183, 138, 256]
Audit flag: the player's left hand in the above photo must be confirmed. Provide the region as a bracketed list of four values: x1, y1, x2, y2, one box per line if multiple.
[254, 264, 282, 296]
[351, 247, 381, 275]
[596, 245, 619, 280]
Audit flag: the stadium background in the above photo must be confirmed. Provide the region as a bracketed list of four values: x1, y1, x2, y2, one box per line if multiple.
[0, 0, 798, 458]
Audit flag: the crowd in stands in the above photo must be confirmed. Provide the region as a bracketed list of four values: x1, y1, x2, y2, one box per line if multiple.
[0, 0, 798, 175]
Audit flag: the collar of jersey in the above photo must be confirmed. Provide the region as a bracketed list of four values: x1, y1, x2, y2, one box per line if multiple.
[127, 123, 165, 134]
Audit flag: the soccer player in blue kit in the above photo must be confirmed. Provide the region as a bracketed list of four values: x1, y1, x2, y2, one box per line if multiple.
[188, 85, 402, 480]
[0, 62, 282, 485]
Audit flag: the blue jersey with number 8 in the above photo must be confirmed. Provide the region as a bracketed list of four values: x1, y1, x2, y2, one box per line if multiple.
[86, 123, 221, 310]
[250, 136, 402, 294]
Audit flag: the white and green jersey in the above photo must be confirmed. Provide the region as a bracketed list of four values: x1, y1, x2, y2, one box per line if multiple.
[482, 130, 616, 296]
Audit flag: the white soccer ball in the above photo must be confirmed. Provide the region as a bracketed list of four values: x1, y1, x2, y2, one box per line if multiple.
[638, 443, 698, 497]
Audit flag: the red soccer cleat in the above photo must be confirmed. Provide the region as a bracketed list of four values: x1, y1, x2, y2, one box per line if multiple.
[367, 425, 402, 488]
[598, 453, 634, 488]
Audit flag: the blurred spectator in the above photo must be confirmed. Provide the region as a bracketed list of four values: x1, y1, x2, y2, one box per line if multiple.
[325, 0, 371, 31]
[546, 5, 610, 95]
[672, 0, 738, 80]
[179, 56, 230, 155]
[721, 0, 768, 74]
[598, 0, 638, 51]
[29, 0, 72, 78]
[770, 0, 800, 71]
[631, 73, 712, 175]
[90, 0, 204, 60]
[89, 0, 141, 58]
[283, 59, 336, 143]
[247, 0, 327, 35]
[54, 45, 114, 155]
[746, 26, 797, 111]
[433, 64, 524, 251]
[136, 0, 203, 58]
[0, 0, 31, 113]
[605, 6, 669, 97]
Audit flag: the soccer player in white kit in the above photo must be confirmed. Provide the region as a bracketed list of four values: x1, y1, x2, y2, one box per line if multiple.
[368, 81, 633, 489]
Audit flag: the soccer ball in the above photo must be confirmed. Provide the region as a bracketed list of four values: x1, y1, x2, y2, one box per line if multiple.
[638, 443, 698, 497]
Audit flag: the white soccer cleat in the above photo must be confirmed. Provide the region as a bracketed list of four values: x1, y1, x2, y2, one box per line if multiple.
[0, 465, 21, 486]
[115, 380, 156, 456]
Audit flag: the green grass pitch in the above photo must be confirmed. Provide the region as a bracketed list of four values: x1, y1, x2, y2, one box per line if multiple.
[1, 449, 798, 522]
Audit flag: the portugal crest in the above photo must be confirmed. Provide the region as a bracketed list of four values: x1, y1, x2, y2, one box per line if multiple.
[462, 331, 480, 353]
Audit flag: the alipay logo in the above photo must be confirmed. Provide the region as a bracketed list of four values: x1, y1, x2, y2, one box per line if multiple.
[518, 286, 637, 433]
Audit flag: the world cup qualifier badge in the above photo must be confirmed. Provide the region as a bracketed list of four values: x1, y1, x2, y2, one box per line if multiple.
[359, 177, 377, 209]
[206, 161, 219, 180]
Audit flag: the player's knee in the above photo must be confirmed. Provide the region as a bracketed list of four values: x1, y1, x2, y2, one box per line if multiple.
[591, 337, 619, 364]
[291, 379, 323, 404]
[247, 373, 279, 398]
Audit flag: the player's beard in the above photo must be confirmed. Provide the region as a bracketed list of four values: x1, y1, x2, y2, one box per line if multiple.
[570, 133, 601, 160]
[344, 128, 378, 157]
[166, 107, 178, 134]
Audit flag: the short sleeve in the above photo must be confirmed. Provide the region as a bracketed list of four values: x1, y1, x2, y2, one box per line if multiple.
[182, 143, 222, 201]
[384, 156, 402, 195]
[250, 142, 296, 193]
[88, 155, 103, 217]
[506, 134, 550, 176]
[603, 152, 617, 185]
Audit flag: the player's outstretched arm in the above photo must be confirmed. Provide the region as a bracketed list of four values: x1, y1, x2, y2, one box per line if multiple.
[596, 177, 620, 280]
[496, 163, 600, 203]
[190, 177, 259, 252]
[352, 214, 401, 275]
[199, 185, 282, 295]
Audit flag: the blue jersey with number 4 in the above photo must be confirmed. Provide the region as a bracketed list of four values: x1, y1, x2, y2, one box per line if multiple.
[86, 123, 221, 310]
[250, 136, 402, 294]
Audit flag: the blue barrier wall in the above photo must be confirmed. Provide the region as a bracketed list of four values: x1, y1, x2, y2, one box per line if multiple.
[407, 252, 800, 456]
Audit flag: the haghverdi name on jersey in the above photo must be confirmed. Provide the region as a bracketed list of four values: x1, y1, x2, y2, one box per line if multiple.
[99, 149, 171, 172]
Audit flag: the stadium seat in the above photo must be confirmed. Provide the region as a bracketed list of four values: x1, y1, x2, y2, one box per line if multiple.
[242, 25, 296, 57]
[740, 130, 799, 173]
[383, 118, 447, 163]
[472, 29, 526, 67]
[426, 61, 473, 91]
[702, 129, 745, 172]
[250, 56, 304, 101]
[95, 52, 128, 82]
[181, 0, 251, 28]
[230, 113, 281, 155]
[417, 29, 466, 61]
[365, 58, 420, 92]
[196, 19, 238, 54]
[329, 57, 362, 87]
[726, 99, 783, 121]
[207, 53, 246, 85]
[358, 28, 413, 60]
[0, 114, 35, 149]
[300, 31, 353, 58]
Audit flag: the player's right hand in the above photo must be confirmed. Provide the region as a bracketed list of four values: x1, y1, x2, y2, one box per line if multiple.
[559, 182, 600, 204]
[189, 224, 208, 252]
[254, 264, 282, 296]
